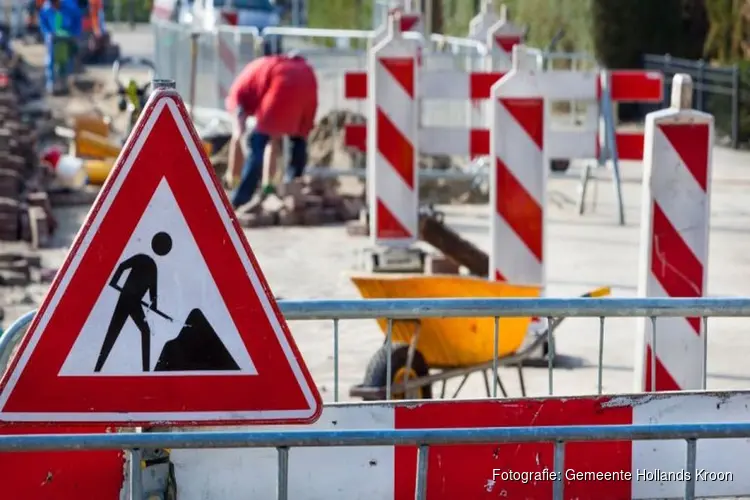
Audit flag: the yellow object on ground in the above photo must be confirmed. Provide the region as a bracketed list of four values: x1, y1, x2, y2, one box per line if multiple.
[73, 114, 110, 137]
[349, 274, 542, 369]
[80, 140, 216, 186]
[84, 158, 116, 185]
[73, 130, 122, 159]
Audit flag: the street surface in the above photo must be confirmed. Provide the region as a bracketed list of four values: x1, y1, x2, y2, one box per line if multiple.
[6, 25, 750, 402]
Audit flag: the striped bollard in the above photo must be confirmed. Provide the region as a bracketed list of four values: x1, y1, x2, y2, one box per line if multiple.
[372, 3, 423, 48]
[468, 0, 499, 41]
[215, 27, 240, 108]
[485, 5, 525, 71]
[635, 74, 714, 392]
[367, 11, 422, 272]
[490, 44, 546, 288]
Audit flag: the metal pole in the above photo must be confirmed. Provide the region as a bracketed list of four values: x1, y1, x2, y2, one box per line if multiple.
[152, 79, 176, 90]
[732, 64, 740, 150]
[189, 32, 200, 121]
[128, 448, 143, 500]
[424, 0, 432, 38]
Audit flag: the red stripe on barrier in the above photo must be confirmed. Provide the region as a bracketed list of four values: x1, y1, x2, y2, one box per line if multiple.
[644, 344, 682, 392]
[501, 98, 544, 150]
[400, 15, 420, 32]
[469, 72, 506, 100]
[659, 124, 710, 190]
[344, 72, 368, 100]
[394, 398, 633, 499]
[377, 110, 415, 190]
[496, 157, 543, 261]
[494, 35, 522, 53]
[381, 59, 415, 99]
[376, 199, 411, 239]
[344, 71, 505, 101]
[0, 425, 124, 499]
[614, 131, 645, 161]
[344, 123, 366, 152]
[345, 125, 490, 157]
[469, 129, 490, 158]
[651, 203, 703, 334]
[610, 70, 663, 103]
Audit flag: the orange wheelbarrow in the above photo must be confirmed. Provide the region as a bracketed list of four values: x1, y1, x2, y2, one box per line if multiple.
[348, 274, 610, 401]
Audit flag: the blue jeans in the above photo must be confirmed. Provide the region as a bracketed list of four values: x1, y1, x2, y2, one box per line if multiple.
[45, 35, 74, 90]
[231, 131, 307, 208]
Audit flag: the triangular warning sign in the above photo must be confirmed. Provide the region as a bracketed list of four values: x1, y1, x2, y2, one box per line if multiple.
[0, 87, 322, 426]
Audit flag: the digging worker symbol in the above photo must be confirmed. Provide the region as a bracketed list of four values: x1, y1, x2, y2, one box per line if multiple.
[94, 231, 173, 373]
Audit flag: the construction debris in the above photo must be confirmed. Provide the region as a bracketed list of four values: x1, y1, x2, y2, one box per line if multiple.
[236, 175, 365, 228]
[0, 53, 61, 270]
[419, 210, 488, 277]
[0, 247, 55, 287]
[348, 206, 489, 277]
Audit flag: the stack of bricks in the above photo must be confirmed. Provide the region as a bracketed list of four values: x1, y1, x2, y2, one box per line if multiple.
[237, 175, 365, 228]
[0, 61, 56, 253]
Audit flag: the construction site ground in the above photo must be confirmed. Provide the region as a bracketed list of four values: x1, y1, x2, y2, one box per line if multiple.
[3, 26, 750, 403]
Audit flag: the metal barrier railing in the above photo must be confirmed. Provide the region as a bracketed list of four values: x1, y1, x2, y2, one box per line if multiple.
[4, 297, 749, 402]
[0, 422, 746, 500]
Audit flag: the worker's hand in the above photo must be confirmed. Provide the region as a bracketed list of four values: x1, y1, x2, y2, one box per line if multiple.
[223, 170, 239, 190]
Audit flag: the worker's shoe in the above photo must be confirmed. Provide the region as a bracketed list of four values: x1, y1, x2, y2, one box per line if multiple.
[236, 185, 279, 215]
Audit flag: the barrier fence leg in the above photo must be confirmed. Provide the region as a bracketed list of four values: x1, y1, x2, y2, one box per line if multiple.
[634, 74, 714, 392]
[599, 72, 626, 226]
[366, 11, 424, 273]
[577, 71, 627, 226]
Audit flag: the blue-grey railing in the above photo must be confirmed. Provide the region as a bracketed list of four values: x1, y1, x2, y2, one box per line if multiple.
[0, 423, 747, 500]
[644, 53, 741, 148]
[3, 297, 750, 401]
[3, 298, 750, 499]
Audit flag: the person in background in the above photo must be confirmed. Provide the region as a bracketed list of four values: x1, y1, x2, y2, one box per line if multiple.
[0, 23, 12, 57]
[38, 0, 81, 94]
[223, 50, 318, 210]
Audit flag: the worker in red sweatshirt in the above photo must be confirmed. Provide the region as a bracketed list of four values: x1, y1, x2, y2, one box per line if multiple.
[224, 51, 318, 209]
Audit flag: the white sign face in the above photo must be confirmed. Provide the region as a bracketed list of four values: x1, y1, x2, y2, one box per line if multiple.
[60, 179, 257, 377]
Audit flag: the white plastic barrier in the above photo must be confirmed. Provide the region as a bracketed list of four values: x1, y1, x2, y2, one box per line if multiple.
[169, 392, 750, 500]
[635, 74, 714, 393]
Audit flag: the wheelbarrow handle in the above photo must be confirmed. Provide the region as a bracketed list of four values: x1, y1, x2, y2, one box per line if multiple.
[581, 286, 611, 298]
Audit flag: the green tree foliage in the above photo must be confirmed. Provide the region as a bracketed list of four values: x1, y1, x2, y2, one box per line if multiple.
[704, 0, 744, 63]
[591, 0, 704, 69]
[308, 0, 372, 30]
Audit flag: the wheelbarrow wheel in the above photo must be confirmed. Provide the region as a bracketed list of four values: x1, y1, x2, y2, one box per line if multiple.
[363, 343, 432, 400]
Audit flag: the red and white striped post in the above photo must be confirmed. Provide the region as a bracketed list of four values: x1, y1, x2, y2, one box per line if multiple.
[216, 23, 240, 108]
[490, 44, 546, 288]
[368, 12, 420, 253]
[372, 1, 423, 48]
[635, 74, 714, 392]
[467, 0, 499, 42]
[467, 0, 500, 131]
[485, 5, 525, 70]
